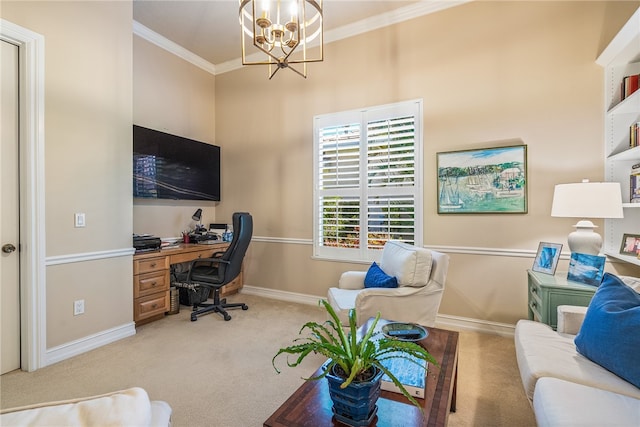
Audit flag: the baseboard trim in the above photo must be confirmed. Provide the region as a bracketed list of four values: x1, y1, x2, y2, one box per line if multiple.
[435, 314, 515, 338]
[241, 286, 515, 337]
[45, 322, 136, 367]
[241, 285, 323, 306]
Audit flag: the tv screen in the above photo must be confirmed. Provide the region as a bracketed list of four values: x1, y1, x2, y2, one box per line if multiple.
[133, 125, 220, 201]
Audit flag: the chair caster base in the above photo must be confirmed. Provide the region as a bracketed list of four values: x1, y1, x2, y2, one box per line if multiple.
[190, 314, 197, 322]
[241, 305, 248, 310]
[224, 314, 231, 321]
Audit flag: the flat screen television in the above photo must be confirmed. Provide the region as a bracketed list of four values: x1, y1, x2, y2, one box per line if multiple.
[133, 125, 221, 201]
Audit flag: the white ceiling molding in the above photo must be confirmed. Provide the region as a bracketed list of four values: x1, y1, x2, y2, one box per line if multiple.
[133, 21, 217, 75]
[135, 0, 471, 76]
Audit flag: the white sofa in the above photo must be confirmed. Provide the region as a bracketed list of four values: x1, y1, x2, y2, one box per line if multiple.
[0, 387, 172, 427]
[515, 275, 640, 426]
[327, 240, 449, 327]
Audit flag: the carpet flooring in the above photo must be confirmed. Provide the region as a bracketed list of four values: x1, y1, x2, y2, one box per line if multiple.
[0, 294, 536, 426]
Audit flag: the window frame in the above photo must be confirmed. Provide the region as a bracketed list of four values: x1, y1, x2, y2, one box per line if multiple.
[312, 99, 424, 262]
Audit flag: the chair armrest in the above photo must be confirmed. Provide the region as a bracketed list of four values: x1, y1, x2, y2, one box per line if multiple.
[556, 305, 588, 335]
[355, 286, 443, 327]
[190, 257, 230, 267]
[338, 271, 366, 290]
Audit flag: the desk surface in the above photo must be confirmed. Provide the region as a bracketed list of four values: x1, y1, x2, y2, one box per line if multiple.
[264, 320, 459, 427]
[134, 242, 229, 261]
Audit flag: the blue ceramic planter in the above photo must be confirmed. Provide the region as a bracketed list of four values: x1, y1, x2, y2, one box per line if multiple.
[324, 361, 383, 427]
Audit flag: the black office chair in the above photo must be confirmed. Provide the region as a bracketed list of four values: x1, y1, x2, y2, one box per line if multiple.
[185, 212, 252, 321]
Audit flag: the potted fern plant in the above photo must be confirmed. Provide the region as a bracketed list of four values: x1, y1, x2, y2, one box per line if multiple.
[272, 299, 438, 426]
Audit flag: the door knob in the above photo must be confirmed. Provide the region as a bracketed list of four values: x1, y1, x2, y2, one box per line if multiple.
[2, 244, 16, 253]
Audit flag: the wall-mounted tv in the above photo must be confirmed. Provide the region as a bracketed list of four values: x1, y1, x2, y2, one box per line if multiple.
[133, 125, 220, 201]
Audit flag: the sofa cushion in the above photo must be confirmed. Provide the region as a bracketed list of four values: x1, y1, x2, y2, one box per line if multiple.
[514, 319, 640, 402]
[0, 387, 157, 427]
[379, 241, 432, 288]
[533, 377, 640, 427]
[574, 273, 640, 389]
[364, 262, 398, 288]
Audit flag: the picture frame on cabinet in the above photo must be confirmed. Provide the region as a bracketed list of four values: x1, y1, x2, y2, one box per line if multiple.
[436, 145, 527, 214]
[567, 253, 606, 287]
[532, 242, 563, 275]
[619, 233, 640, 256]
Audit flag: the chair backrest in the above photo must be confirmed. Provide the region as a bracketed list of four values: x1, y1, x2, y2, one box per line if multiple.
[379, 240, 434, 288]
[219, 212, 253, 284]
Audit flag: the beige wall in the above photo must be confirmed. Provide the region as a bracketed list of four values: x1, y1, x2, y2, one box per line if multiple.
[132, 37, 218, 238]
[216, 1, 640, 324]
[1, 1, 134, 347]
[2, 0, 639, 361]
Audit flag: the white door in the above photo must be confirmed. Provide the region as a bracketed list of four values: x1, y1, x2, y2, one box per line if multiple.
[1, 39, 21, 374]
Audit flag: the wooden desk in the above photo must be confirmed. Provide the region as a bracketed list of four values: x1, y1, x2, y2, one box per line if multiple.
[132, 243, 242, 326]
[264, 320, 459, 427]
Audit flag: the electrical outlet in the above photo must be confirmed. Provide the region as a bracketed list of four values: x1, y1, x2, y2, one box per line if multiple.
[74, 299, 85, 315]
[74, 213, 86, 228]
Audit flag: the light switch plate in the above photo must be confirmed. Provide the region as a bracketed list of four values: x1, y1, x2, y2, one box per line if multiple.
[74, 213, 85, 228]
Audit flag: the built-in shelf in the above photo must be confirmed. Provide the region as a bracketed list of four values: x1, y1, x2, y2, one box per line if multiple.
[608, 146, 640, 161]
[604, 250, 640, 267]
[607, 88, 640, 115]
[599, 8, 640, 268]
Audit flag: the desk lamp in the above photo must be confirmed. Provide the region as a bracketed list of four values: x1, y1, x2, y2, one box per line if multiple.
[192, 209, 204, 232]
[551, 180, 623, 255]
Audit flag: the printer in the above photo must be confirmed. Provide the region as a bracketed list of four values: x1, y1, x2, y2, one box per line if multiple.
[133, 235, 161, 253]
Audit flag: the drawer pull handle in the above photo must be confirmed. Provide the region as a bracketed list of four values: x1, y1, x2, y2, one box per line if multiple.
[531, 287, 537, 294]
[150, 263, 156, 267]
[151, 282, 156, 287]
[151, 304, 157, 309]
[531, 302, 537, 308]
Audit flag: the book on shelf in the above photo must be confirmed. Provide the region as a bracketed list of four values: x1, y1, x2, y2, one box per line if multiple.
[631, 122, 640, 148]
[631, 163, 640, 203]
[379, 352, 428, 398]
[622, 74, 640, 100]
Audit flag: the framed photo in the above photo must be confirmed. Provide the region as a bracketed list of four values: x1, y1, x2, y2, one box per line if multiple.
[567, 252, 606, 287]
[436, 145, 527, 214]
[619, 233, 640, 256]
[532, 242, 563, 275]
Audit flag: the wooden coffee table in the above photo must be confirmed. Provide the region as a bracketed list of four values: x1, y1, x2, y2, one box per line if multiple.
[264, 319, 459, 427]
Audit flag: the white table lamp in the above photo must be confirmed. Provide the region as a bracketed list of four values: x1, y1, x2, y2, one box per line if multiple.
[551, 180, 623, 255]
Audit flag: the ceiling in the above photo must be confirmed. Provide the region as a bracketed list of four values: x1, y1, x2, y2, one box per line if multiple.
[133, 0, 453, 67]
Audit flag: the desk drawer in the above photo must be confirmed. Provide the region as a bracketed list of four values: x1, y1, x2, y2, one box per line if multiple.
[135, 291, 169, 321]
[134, 256, 169, 274]
[169, 249, 220, 265]
[134, 270, 170, 299]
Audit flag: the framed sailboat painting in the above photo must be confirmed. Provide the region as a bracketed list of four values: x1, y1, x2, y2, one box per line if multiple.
[437, 145, 527, 214]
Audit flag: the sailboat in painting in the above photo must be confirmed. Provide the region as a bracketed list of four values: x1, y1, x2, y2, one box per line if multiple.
[439, 175, 463, 210]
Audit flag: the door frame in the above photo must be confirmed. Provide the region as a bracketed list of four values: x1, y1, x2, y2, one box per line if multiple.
[1, 19, 46, 372]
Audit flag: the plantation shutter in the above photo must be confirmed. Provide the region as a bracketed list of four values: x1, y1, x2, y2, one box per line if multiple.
[314, 100, 423, 261]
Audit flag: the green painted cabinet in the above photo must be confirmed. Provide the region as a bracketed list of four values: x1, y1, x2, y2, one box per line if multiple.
[527, 270, 596, 330]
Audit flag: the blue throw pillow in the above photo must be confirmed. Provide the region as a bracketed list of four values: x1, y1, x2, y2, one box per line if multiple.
[574, 273, 640, 388]
[364, 262, 398, 289]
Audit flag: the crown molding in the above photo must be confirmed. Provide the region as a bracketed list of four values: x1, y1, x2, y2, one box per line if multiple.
[135, 1, 471, 76]
[133, 20, 217, 75]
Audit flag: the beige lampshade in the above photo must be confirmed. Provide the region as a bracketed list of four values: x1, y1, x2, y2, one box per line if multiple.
[551, 181, 623, 219]
[551, 181, 624, 255]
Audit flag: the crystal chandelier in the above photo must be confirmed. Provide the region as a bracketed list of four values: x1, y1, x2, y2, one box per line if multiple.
[239, 0, 323, 79]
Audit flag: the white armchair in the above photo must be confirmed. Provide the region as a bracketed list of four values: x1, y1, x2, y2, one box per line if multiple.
[327, 241, 449, 327]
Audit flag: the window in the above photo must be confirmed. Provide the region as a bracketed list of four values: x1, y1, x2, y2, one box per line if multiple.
[313, 100, 423, 261]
